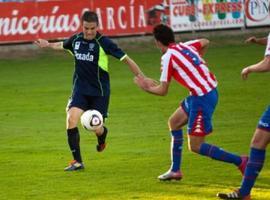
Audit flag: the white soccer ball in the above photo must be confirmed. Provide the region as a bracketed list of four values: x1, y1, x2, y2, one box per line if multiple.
[80, 110, 103, 131]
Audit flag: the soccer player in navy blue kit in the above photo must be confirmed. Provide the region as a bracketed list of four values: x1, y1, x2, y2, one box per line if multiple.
[35, 11, 144, 171]
[217, 35, 270, 200]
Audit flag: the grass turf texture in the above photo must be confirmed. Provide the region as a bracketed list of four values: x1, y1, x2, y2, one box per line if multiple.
[0, 36, 269, 200]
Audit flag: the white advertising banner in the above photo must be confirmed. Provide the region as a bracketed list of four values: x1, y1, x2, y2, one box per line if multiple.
[170, 0, 245, 32]
[245, 0, 270, 27]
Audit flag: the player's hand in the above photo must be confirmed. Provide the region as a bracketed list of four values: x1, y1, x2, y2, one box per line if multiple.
[245, 36, 257, 44]
[241, 67, 250, 80]
[134, 75, 148, 90]
[34, 39, 49, 48]
[134, 76, 157, 91]
[143, 77, 158, 87]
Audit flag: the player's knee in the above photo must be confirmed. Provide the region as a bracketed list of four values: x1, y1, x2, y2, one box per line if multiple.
[67, 115, 78, 128]
[251, 137, 267, 149]
[188, 141, 201, 153]
[250, 129, 270, 149]
[168, 116, 182, 130]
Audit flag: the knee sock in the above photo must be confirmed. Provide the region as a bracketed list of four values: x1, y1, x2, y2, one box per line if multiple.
[239, 148, 265, 196]
[199, 143, 242, 166]
[98, 126, 108, 144]
[67, 127, 82, 163]
[170, 129, 183, 172]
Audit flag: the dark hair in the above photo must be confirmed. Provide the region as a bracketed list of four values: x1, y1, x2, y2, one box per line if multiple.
[153, 24, 175, 46]
[81, 11, 99, 25]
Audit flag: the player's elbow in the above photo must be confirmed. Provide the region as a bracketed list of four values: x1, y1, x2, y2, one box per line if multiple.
[159, 87, 168, 96]
[200, 38, 210, 48]
[265, 56, 270, 71]
[159, 90, 168, 96]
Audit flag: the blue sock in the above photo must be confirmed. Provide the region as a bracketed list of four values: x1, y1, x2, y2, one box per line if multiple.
[239, 148, 265, 196]
[170, 129, 183, 172]
[199, 143, 242, 166]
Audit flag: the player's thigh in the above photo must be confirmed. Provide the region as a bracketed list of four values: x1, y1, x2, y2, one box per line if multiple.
[169, 106, 188, 130]
[66, 91, 89, 112]
[187, 89, 218, 136]
[87, 96, 110, 119]
[251, 128, 270, 149]
[252, 105, 270, 148]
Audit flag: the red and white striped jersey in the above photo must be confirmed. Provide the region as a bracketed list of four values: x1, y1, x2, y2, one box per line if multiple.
[265, 33, 270, 56]
[160, 40, 218, 96]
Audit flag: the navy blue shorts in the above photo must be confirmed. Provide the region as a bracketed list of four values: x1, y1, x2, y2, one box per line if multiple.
[257, 105, 270, 132]
[66, 92, 109, 118]
[181, 88, 218, 136]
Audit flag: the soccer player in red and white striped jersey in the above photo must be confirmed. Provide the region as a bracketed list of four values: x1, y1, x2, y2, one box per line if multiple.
[160, 39, 217, 96]
[135, 24, 247, 182]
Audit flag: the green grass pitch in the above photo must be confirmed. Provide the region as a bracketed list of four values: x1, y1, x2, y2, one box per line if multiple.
[0, 36, 269, 200]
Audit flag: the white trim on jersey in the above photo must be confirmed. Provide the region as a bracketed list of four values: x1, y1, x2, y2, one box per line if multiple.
[265, 33, 270, 56]
[160, 53, 171, 82]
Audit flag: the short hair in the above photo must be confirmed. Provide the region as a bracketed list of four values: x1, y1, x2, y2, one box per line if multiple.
[81, 11, 99, 25]
[153, 24, 175, 46]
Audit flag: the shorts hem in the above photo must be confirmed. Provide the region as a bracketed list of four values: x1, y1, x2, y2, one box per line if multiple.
[257, 126, 270, 133]
[189, 131, 212, 137]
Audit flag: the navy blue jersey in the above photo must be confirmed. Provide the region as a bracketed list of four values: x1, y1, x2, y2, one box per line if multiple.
[63, 32, 126, 96]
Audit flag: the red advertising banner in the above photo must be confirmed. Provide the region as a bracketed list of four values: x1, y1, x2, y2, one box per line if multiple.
[0, 0, 268, 44]
[94, 0, 169, 35]
[0, 0, 165, 44]
[0, 0, 91, 43]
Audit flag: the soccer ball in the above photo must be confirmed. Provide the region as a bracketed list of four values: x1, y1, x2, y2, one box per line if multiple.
[80, 110, 103, 131]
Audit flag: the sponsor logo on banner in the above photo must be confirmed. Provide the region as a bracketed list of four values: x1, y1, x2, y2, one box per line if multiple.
[92, 0, 169, 34]
[170, 0, 244, 32]
[245, 0, 270, 26]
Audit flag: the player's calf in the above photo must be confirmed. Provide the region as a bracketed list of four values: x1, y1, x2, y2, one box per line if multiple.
[96, 126, 108, 152]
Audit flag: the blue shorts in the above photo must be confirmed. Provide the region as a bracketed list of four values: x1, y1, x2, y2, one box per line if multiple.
[67, 91, 109, 118]
[181, 89, 218, 136]
[257, 106, 270, 132]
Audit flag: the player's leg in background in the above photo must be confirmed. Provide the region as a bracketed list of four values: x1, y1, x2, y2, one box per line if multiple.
[66, 107, 84, 166]
[158, 106, 188, 181]
[188, 134, 245, 171]
[187, 89, 247, 174]
[238, 106, 270, 196]
[238, 129, 270, 197]
[217, 129, 270, 199]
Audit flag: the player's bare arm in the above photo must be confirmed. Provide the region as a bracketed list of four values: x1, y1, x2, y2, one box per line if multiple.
[245, 36, 267, 45]
[34, 39, 63, 50]
[197, 38, 209, 56]
[241, 56, 270, 80]
[123, 55, 144, 77]
[135, 76, 169, 96]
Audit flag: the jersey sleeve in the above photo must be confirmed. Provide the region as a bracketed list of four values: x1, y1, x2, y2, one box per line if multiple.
[160, 53, 173, 82]
[265, 33, 270, 56]
[63, 34, 77, 53]
[99, 36, 126, 61]
[183, 40, 202, 52]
